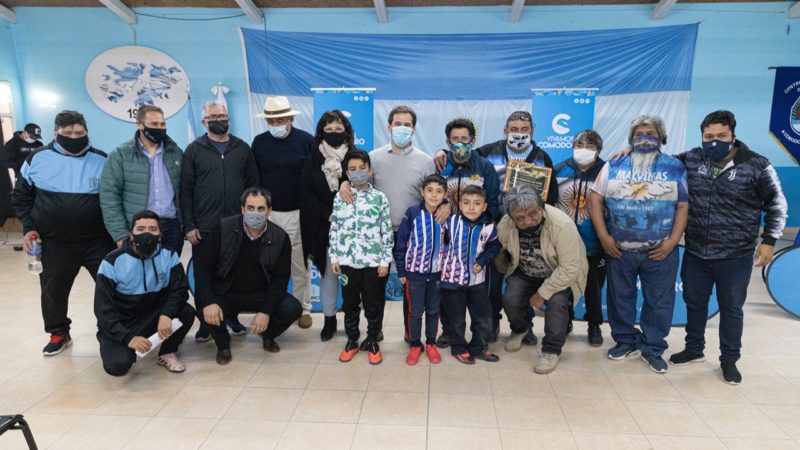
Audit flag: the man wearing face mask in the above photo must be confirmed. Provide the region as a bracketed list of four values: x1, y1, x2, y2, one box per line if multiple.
[667, 111, 787, 384]
[100, 105, 184, 256]
[554, 130, 607, 347]
[251, 96, 315, 329]
[4, 123, 43, 180]
[195, 187, 302, 365]
[181, 100, 260, 341]
[589, 115, 688, 374]
[12, 110, 115, 356]
[94, 210, 195, 376]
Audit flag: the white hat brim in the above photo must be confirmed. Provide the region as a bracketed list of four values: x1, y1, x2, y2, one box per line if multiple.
[255, 109, 301, 119]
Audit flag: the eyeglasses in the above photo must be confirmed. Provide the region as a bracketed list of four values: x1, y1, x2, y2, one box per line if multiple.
[204, 114, 229, 121]
[449, 137, 473, 144]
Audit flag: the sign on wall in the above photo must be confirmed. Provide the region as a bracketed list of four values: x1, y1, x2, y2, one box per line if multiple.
[532, 89, 597, 165]
[86, 46, 190, 123]
[770, 67, 800, 164]
[312, 88, 374, 151]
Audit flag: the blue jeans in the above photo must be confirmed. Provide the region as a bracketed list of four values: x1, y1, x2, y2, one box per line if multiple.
[681, 252, 752, 363]
[606, 248, 678, 357]
[159, 218, 183, 256]
[405, 273, 441, 346]
[441, 283, 491, 356]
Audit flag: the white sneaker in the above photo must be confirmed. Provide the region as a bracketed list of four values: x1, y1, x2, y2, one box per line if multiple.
[534, 352, 559, 374]
[505, 331, 527, 353]
[157, 353, 185, 373]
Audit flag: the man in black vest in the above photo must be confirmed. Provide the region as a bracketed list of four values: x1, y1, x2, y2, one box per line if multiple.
[195, 187, 302, 365]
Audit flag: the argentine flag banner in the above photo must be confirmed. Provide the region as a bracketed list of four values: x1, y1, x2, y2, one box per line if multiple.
[239, 23, 698, 158]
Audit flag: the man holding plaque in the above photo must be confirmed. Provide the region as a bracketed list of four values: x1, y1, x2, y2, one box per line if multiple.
[589, 115, 688, 374]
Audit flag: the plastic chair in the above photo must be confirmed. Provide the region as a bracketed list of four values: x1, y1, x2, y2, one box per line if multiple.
[0, 415, 38, 449]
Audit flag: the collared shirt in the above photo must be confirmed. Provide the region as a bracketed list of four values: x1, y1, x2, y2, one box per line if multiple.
[138, 138, 176, 219]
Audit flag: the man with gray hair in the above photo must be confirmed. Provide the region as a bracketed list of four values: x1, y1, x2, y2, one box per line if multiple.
[588, 115, 688, 374]
[181, 100, 260, 341]
[495, 185, 588, 374]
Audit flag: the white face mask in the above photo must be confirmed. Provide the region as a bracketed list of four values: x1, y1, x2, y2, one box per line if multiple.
[23, 137, 37, 144]
[507, 133, 532, 152]
[268, 124, 289, 139]
[573, 147, 597, 165]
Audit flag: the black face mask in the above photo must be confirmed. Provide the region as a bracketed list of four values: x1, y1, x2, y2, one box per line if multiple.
[131, 232, 160, 257]
[142, 127, 167, 145]
[57, 134, 89, 154]
[208, 120, 229, 135]
[323, 131, 347, 148]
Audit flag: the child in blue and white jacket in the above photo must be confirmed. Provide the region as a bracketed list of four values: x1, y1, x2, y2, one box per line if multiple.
[395, 175, 448, 366]
[439, 185, 501, 365]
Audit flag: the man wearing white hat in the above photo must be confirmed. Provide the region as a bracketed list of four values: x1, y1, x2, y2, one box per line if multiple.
[252, 96, 314, 328]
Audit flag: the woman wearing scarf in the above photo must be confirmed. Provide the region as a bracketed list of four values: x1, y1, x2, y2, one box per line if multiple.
[300, 110, 355, 341]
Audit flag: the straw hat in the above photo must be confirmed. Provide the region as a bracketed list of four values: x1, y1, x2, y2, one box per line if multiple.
[255, 96, 300, 119]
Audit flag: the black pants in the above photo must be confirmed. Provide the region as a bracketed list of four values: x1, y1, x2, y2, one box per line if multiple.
[207, 292, 302, 350]
[574, 255, 606, 326]
[341, 266, 387, 342]
[503, 273, 572, 355]
[442, 283, 491, 356]
[191, 230, 212, 326]
[40, 238, 114, 335]
[97, 303, 195, 376]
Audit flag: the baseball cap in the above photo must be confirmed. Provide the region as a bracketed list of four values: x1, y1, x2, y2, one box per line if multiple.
[24, 123, 42, 140]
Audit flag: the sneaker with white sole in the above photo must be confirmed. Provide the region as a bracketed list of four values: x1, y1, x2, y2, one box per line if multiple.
[42, 333, 71, 356]
[157, 353, 185, 373]
[669, 349, 705, 366]
[505, 331, 527, 353]
[534, 352, 560, 374]
[641, 353, 668, 373]
[607, 342, 640, 360]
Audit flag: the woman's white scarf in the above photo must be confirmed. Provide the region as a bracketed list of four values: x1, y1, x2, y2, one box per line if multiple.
[319, 141, 349, 192]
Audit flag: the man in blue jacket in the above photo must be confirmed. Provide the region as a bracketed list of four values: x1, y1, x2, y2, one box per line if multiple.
[94, 210, 195, 376]
[12, 110, 115, 356]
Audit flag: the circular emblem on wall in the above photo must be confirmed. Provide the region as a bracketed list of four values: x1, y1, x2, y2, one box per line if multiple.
[85, 46, 189, 123]
[791, 96, 800, 136]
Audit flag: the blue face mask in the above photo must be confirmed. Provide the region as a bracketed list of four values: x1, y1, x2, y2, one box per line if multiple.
[630, 134, 661, 153]
[702, 139, 733, 162]
[451, 142, 473, 160]
[391, 126, 413, 148]
[268, 124, 289, 139]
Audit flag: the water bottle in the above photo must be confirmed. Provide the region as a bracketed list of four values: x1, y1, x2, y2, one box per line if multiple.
[28, 233, 43, 275]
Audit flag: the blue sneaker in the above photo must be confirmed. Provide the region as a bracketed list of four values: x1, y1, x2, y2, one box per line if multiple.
[641, 353, 668, 373]
[607, 342, 640, 360]
[226, 317, 247, 336]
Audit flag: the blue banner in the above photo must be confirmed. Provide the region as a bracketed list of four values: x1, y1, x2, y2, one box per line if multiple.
[313, 89, 374, 151]
[770, 67, 800, 164]
[532, 90, 597, 165]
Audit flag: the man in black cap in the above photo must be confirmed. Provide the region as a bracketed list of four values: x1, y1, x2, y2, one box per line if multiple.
[3, 123, 43, 179]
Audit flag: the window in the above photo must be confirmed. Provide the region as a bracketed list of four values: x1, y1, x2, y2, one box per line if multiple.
[0, 81, 14, 145]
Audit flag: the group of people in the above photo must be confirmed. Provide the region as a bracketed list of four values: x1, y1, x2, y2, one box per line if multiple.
[4, 94, 787, 384]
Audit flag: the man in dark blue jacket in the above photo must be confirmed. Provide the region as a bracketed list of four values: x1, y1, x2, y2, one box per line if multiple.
[12, 110, 115, 356]
[94, 210, 195, 376]
[668, 111, 788, 384]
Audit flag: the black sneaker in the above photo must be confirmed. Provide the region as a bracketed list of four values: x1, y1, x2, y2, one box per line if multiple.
[226, 317, 247, 336]
[453, 352, 475, 365]
[721, 362, 742, 385]
[474, 350, 500, 362]
[437, 333, 451, 349]
[522, 329, 538, 346]
[669, 349, 705, 366]
[262, 336, 280, 353]
[216, 348, 232, 365]
[43, 333, 71, 356]
[588, 324, 603, 347]
[194, 326, 212, 343]
[361, 331, 384, 351]
[320, 315, 337, 342]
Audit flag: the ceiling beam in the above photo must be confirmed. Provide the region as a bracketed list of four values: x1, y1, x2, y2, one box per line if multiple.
[98, 0, 137, 24]
[373, 0, 387, 23]
[790, 1, 800, 18]
[510, 0, 524, 23]
[234, 0, 264, 24]
[0, 3, 16, 23]
[651, 0, 677, 20]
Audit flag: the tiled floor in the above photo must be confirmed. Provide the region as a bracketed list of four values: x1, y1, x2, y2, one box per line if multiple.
[1, 236, 800, 449]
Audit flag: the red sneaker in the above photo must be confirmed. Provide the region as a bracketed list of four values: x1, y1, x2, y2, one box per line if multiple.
[367, 342, 382, 365]
[406, 346, 423, 365]
[42, 333, 71, 356]
[339, 340, 359, 362]
[425, 344, 442, 364]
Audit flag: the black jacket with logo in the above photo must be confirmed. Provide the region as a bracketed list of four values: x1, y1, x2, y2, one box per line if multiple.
[180, 134, 260, 233]
[3, 134, 43, 178]
[677, 141, 787, 260]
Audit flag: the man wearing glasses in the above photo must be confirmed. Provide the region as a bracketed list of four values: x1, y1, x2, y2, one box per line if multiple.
[251, 96, 315, 329]
[181, 100, 260, 341]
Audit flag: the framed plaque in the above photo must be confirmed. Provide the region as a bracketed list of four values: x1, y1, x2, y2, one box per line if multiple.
[503, 160, 552, 200]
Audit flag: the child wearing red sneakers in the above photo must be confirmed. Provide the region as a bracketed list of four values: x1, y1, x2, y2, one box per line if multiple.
[440, 185, 501, 365]
[395, 175, 448, 365]
[330, 150, 394, 365]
